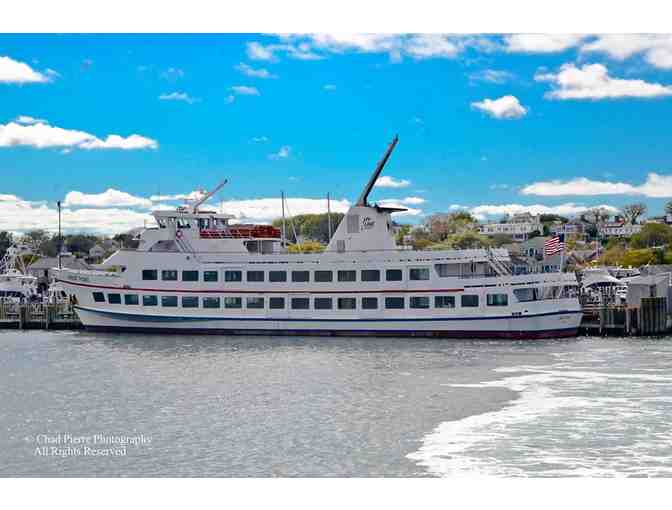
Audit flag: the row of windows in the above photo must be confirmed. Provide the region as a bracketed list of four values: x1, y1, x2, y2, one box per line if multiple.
[93, 292, 509, 309]
[141, 268, 431, 283]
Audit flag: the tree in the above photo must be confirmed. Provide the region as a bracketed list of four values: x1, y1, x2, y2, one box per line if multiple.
[665, 201, 672, 216]
[539, 214, 569, 224]
[395, 224, 412, 244]
[0, 231, 13, 259]
[443, 231, 491, 250]
[629, 223, 672, 249]
[272, 213, 344, 244]
[287, 240, 325, 253]
[621, 203, 647, 225]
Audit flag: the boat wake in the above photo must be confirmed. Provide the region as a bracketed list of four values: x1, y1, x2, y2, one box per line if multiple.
[407, 361, 672, 477]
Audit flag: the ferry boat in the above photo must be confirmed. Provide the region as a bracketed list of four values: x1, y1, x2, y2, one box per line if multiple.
[56, 137, 583, 338]
[0, 244, 39, 302]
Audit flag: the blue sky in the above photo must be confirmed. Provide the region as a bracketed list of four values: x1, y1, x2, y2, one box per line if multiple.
[2, 33, 672, 233]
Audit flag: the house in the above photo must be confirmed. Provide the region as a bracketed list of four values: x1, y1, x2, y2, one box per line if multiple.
[478, 213, 543, 241]
[598, 222, 643, 238]
[26, 255, 89, 291]
[89, 244, 105, 259]
[550, 221, 585, 236]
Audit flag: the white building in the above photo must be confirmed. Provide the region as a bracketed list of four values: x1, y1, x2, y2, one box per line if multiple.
[598, 223, 642, 238]
[478, 213, 543, 241]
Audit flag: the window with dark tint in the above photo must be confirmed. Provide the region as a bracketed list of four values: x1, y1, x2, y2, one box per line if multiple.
[108, 293, 121, 304]
[203, 271, 218, 282]
[435, 296, 455, 309]
[385, 297, 405, 309]
[410, 296, 430, 309]
[386, 269, 403, 281]
[142, 269, 157, 281]
[182, 296, 199, 308]
[93, 292, 105, 303]
[513, 288, 538, 302]
[225, 271, 242, 282]
[246, 297, 264, 309]
[224, 297, 242, 308]
[338, 270, 356, 282]
[338, 297, 356, 310]
[161, 296, 177, 307]
[269, 271, 287, 282]
[203, 297, 220, 308]
[162, 270, 178, 281]
[409, 267, 430, 280]
[143, 295, 158, 306]
[291, 298, 310, 309]
[182, 270, 199, 282]
[314, 270, 333, 282]
[362, 297, 378, 310]
[487, 294, 508, 306]
[314, 298, 333, 310]
[292, 271, 310, 283]
[361, 270, 380, 282]
[247, 271, 264, 282]
[269, 297, 285, 309]
[461, 295, 479, 307]
[124, 294, 139, 305]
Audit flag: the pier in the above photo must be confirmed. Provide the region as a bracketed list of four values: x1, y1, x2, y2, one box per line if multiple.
[579, 297, 670, 336]
[0, 303, 82, 330]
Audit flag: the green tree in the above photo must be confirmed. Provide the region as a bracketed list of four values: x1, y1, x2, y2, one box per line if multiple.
[665, 201, 672, 215]
[443, 231, 491, 249]
[0, 231, 13, 259]
[272, 213, 344, 244]
[629, 223, 672, 249]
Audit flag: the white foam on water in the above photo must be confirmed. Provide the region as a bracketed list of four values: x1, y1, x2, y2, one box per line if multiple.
[407, 363, 672, 477]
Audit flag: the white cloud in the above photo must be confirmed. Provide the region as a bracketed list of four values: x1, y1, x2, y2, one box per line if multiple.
[15, 115, 47, 125]
[468, 203, 619, 221]
[161, 67, 184, 80]
[468, 69, 514, 84]
[535, 63, 672, 100]
[149, 190, 206, 202]
[228, 85, 260, 102]
[246, 41, 322, 62]
[0, 56, 53, 84]
[0, 120, 158, 150]
[235, 62, 277, 79]
[377, 197, 425, 216]
[251, 136, 269, 143]
[581, 34, 672, 69]
[64, 189, 152, 208]
[323, 84, 337, 91]
[374, 176, 411, 188]
[0, 194, 154, 235]
[504, 34, 587, 53]
[268, 145, 291, 160]
[222, 197, 351, 223]
[158, 91, 198, 104]
[471, 95, 528, 119]
[521, 173, 672, 198]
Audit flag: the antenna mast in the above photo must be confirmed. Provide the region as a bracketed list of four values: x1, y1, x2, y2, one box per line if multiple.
[191, 179, 228, 213]
[356, 135, 399, 207]
[327, 192, 333, 241]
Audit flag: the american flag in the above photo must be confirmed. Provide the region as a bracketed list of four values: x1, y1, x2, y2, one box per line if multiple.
[544, 234, 565, 256]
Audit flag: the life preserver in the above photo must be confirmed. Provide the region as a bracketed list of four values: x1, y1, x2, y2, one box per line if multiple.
[175, 230, 184, 239]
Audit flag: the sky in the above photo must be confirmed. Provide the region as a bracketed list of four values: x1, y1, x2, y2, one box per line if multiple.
[2, 33, 672, 234]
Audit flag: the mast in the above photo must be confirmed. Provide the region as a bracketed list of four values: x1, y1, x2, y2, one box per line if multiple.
[191, 179, 228, 213]
[281, 191, 286, 247]
[57, 200, 62, 270]
[356, 135, 399, 207]
[327, 192, 333, 241]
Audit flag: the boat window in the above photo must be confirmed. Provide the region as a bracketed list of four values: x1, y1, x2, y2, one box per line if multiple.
[362, 297, 378, 309]
[247, 271, 265, 282]
[292, 271, 310, 283]
[143, 295, 158, 306]
[314, 270, 333, 283]
[124, 294, 139, 305]
[337, 297, 356, 310]
[161, 296, 178, 307]
[142, 269, 158, 281]
[269, 297, 285, 309]
[435, 296, 455, 309]
[386, 269, 403, 281]
[314, 297, 333, 310]
[361, 270, 380, 282]
[203, 297, 220, 309]
[224, 297, 242, 309]
[291, 297, 310, 310]
[487, 294, 508, 306]
[338, 270, 356, 282]
[461, 295, 479, 307]
[385, 297, 405, 309]
[108, 293, 121, 304]
[513, 288, 538, 303]
[204, 271, 218, 282]
[182, 270, 199, 282]
[541, 286, 562, 300]
[93, 292, 105, 303]
[182, 296, 199, 308]
[162, 270, 178, 281]
[409, 267, 430, 281]
[435, 264, 459, 278]
[562, 285, 579, 299]
[225, 270, 242, 282]
[410, 296, 430, 309]
[246, 297, 264, 309]
[269, 271, 287, 283]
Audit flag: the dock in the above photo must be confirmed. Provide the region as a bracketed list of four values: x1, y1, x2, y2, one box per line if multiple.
[0, 303, 82, 330]
[579, 297, 669, 336]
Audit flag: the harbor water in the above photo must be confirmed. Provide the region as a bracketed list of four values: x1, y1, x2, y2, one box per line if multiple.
[1, 330, 672, 477]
